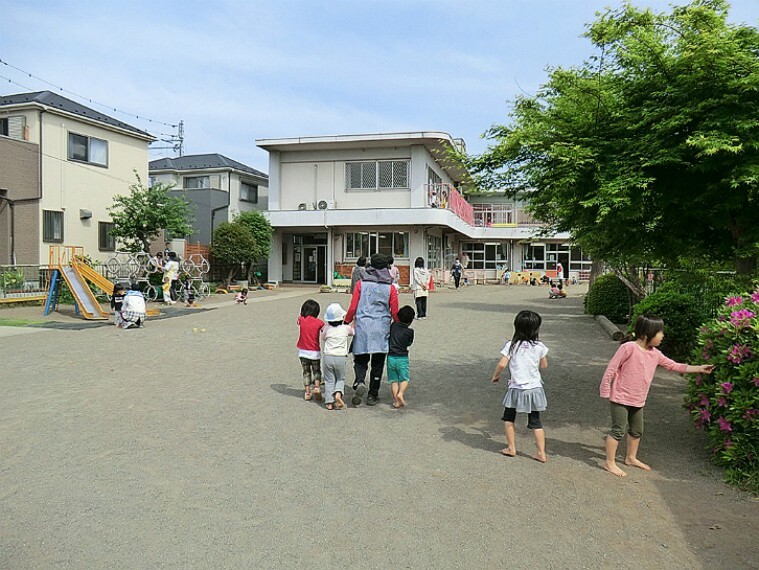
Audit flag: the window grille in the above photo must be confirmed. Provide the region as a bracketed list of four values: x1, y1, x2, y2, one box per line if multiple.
[346, 161, 409, 190]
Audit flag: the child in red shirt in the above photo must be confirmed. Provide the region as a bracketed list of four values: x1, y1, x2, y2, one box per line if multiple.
[297, 299, 324, 401]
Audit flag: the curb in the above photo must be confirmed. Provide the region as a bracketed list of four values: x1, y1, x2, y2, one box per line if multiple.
[595, 314, 625, 341]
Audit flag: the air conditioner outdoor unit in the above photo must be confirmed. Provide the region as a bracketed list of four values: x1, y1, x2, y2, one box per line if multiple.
[317, 200, 336, 210]
[298, 203, 307, 211]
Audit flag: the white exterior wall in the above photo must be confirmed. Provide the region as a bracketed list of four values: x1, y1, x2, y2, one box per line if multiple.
[37, 111, 149, 264]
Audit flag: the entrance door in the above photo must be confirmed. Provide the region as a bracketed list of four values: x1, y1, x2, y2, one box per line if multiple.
[301, 246, 327, 284]
[558, 252, 570, 280]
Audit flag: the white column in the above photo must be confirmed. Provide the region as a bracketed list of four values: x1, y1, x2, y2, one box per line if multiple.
[268, 229, 283, 284]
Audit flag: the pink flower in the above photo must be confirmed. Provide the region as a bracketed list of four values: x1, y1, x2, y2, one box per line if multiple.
[721, 382, 734, 394]
[742, 409, 759, 421]
[725, 296, 744, 307]
[701, 350, 711, 360]
[730, 309, 756, 328]
[695, 376, 703, 386]
[700, 408, 711, 421]
[718, 397, 728, 407]
[754, 377, 759, 387]
[727, 344, 752, 364]
[700, 394, 709, 406]
[724, 438, 734, 449]
[751, 291, 759, 303]
[717, 417, 732, 432]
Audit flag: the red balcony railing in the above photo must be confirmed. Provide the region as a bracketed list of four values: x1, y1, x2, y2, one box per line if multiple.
[425, 183, 474, 226]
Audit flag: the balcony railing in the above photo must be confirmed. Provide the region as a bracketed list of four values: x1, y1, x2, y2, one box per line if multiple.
[472, 204, 542, 227]
[425, 183, 474, 226]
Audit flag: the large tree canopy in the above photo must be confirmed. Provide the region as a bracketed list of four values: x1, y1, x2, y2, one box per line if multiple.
[108, 174, 195, 253]
[466, 0, 759, 274]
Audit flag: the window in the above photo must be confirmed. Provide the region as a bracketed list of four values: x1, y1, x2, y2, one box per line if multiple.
[184, 176, 210, 189]
[427, 166, 442, 185]
[569, 247, 592, 271]
[460, 242, 508, 270]
[346, 160, 409, 190]
[522, 244, 545, 270]
[43, 210, 64, 243]
[99, 222, 116, 251]
[68, 133, 108, 166]
[0, 118, 7, 137]
[240, 182, 258, 203]
[345, 231, 409, 258]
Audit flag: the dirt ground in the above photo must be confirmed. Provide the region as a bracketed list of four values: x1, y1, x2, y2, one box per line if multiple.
[1, 284, 756, 569]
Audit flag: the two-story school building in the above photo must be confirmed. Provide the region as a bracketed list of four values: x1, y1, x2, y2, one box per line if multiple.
[256, 131, 591, 286]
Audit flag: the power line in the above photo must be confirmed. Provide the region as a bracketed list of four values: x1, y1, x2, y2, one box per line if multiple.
[0, 69, 185, 156]
[0, 58, 178, 128]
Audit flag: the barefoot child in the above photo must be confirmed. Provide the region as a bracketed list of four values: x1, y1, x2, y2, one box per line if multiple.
[388, 305, 415, 408]
[491, 310, 549, 463]
[297, 299, 324, 401]
[600, 314, 714, 477]
[320, 303, 354, 410]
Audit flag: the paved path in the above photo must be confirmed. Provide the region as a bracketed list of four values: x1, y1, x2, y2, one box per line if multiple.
[1, 285, 756, 569]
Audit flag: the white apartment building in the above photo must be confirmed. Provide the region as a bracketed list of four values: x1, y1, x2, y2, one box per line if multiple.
[0, 91, 154, 265]
[256, 131, 591, 286]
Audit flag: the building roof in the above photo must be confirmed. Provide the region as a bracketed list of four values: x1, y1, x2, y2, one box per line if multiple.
[149, 154, 267, 178]
[0, 90, 153, 139]
[256, 131, 467, 181]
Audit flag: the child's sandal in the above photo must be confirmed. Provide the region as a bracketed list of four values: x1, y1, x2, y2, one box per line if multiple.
[304, 392, 312, 401]
[326, 403, 334, 410]
[313, 386, 323, 401]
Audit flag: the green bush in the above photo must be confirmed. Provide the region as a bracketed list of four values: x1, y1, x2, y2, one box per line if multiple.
[684, 289, 759, 494]
[629, 290, 703, 362]
[585, 273, 631, 323]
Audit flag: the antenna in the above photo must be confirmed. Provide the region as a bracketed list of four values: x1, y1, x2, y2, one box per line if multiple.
[150, 120, 184, 157]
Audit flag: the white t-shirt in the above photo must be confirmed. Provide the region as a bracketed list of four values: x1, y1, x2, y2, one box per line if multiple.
[321, 324, 354, 357]
[501, 340, 548, 390]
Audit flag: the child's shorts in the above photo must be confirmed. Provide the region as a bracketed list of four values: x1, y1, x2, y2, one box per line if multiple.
[387, 355, 409, 383]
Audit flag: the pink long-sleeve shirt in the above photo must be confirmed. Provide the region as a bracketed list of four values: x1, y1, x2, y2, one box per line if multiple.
[599, 342, 688, 407]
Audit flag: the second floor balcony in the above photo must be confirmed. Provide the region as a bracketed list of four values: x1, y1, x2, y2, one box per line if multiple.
[425, 183, 474, 226]
[472, 203, 541, 227]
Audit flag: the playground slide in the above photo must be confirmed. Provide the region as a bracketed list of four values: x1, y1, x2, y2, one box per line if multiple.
[59, 266, 109, 320]
[75, 261, 115, 297]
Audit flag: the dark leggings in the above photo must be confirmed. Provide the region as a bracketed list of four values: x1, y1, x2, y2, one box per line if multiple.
[415, 296, 427, 318]
[353, 353, 386, 398]
[502, 407, 543, 430]
[453, 275, 461, 289]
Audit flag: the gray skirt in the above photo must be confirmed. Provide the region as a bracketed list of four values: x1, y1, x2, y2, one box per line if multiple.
[502, 387, 547, 413]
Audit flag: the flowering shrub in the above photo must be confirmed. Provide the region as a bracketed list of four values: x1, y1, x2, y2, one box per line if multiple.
[684, 288, 759, 493]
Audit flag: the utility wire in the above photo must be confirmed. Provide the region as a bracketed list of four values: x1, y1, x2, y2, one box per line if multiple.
[0, 58, 178, 128]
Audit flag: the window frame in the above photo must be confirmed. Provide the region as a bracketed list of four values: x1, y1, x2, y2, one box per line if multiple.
[344, 231, 409, 259]
[98, 221, 116, 251]
[43, 210, 64, 243]
[240, 181, 259, 203]
[183, 175, 211, 189]
[67, 132, 109, 167]
[345, 160, 410, 191]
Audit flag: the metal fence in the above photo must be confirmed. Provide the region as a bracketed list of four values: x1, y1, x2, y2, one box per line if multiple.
[0, 265, 49, 300]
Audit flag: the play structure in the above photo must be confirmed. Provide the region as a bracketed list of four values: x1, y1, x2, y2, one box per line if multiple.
[44, 246, 113, 319]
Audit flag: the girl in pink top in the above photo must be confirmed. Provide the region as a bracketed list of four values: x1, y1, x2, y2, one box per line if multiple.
[600, 314, 713, 477]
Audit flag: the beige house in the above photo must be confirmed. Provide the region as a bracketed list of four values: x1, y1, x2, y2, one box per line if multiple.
[149, 154, 268, 246]
[0, 91, 154, 265]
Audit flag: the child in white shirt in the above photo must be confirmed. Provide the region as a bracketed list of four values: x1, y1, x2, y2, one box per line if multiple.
[320, 303, 354, 410]
[491, 310, 549, 462]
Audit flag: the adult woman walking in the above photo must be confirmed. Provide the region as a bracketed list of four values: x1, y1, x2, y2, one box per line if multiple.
[412, 256, 431, 319]
[345, 253, 399, 406]
[451, 258, 463, 290]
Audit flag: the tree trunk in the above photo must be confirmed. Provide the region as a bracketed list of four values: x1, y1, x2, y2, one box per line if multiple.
[224, 267, 236, 291]
[735, 255, 757, 277]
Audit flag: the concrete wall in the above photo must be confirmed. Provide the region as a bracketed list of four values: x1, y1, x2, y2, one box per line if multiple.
[273, 145, 455, 211]
[0, 137, 41, 265]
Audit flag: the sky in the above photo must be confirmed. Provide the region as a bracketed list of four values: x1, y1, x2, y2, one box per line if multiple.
[2, 0, 757, 174]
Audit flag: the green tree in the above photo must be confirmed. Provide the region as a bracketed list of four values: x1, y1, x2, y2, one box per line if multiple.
[234, 210, 273, 282]
[211, 222, 258, 289]
[465, 0, 759, 276]
[108, 173, 195, 252]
